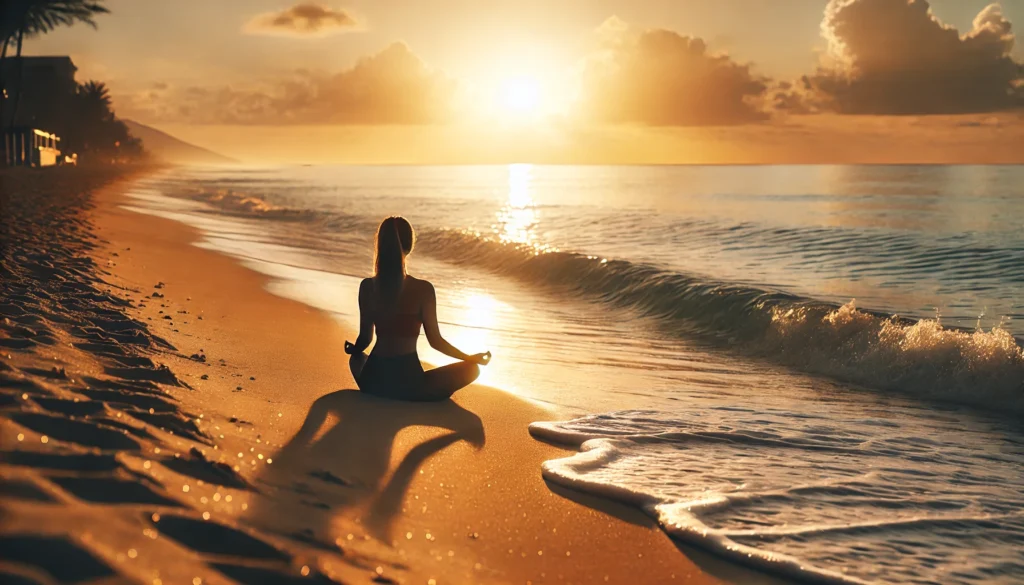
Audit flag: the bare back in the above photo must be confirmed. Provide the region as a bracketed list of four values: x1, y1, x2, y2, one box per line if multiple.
[349, 269, 486, 401]
[360, 275, 430, 356]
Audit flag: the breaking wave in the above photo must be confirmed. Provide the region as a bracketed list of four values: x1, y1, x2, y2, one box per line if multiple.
[176, 186, 323, 222]
[417, 229, 1024, 412]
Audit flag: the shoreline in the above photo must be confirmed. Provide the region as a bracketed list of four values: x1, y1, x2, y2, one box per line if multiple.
[1, 167, 789, 584]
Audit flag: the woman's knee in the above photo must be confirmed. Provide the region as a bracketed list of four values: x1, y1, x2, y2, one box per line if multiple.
[463, 362, 480, 382]
[349, 351, 367, 380]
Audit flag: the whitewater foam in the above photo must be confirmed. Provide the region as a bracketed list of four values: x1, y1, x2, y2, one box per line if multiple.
[767, 301, 1024, 409]
[531, 409, 1024, 585]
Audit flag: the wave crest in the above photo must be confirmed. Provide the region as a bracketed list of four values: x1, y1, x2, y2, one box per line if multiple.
[767, 301, 1024, 407]
[419, 229, 1024, 411]
[180, 187, 319, 221]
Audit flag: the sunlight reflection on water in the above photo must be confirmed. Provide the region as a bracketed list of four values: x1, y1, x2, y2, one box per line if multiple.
[418, 291, 508, 388]
[496, 164, 538, 246]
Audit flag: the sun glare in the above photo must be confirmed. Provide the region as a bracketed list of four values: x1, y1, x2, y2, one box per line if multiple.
[500, 76, 542, 114]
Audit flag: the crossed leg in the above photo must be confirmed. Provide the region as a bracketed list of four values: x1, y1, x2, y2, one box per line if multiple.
[350, 352, 479, 401]
[349, 351, 367, 385]
[418, 361, 480, 402]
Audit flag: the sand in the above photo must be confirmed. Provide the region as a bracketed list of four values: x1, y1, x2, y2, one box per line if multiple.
[1, 167, 787, 585]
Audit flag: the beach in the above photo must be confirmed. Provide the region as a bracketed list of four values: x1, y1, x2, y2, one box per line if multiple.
[0, 168, 793, 584]
[5, 163, 1024, 585]
[7, 0, 1024, 582]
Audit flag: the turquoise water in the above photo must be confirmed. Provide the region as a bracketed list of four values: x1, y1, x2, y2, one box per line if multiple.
[127, 165, 1024, 584]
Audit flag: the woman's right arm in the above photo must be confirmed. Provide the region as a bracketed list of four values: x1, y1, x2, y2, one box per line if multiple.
[422, 281, 489, 364]
[347, 279, 374, 354]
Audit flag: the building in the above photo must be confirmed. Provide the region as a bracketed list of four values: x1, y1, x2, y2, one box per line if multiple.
[1, 56, 78, 131]
[4, 128, 63, 167]
[1, 56, 77, 166]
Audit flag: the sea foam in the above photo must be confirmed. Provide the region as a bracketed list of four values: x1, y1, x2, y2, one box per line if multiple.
[531, 409, 1024, 585]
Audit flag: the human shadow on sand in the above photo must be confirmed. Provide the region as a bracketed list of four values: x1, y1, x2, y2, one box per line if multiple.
[251, 389, 485, 545]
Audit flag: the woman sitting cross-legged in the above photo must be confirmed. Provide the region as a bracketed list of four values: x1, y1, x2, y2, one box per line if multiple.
[345, 216, 491, 401]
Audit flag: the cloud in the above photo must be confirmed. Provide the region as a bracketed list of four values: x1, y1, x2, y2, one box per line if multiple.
[579, 17, 769, 126]
[245, 3, 359, 37]
[114, 43, 457, 125]
[801, 0, 1024, 114]
[770, 81, 814, 114]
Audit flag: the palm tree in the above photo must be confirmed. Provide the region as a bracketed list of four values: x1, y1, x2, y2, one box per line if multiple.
[64, 80, 112, 153]
[77, 80, 112, 118]
[1, 0, 108, 133]
[65, 79, 145, 162]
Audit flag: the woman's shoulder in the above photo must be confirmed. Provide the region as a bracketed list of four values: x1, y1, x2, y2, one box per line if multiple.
[358, 277, 376, 295]
[405, 275, 435, 293]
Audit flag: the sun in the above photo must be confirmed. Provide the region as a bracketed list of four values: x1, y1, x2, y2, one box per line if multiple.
[500, 76, 542, 114]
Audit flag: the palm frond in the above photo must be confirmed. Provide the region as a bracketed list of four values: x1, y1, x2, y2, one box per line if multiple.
[5, 0, 109, 39]
[79, 79, 111, 103]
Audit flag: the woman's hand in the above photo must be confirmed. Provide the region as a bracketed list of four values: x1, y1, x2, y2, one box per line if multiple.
[467, 351, 492, 366]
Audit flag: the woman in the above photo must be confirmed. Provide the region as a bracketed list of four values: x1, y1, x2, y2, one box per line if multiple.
[345, 216, 491, 401]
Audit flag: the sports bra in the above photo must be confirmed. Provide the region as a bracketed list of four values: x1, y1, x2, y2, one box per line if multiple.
[374, 311, 422, 338]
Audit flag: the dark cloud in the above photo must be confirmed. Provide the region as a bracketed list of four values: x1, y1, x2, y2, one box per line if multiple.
[116, 43, 456, 125]
[245, 3, 358, 37]
[770, 81, 814, 114]
[580, 17, 769, 126]
[801, 0, 1024, 114]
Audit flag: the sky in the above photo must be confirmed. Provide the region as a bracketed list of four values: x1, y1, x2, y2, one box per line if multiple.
[25, 0, 1024, 164]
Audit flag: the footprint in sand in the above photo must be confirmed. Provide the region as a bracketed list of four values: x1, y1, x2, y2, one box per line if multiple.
[151, 513, 290, 561]
[0, 535, 116, 584]
[0, 478, 59, 503]
[158, 448, 253, 490]
[9, 412, 142, 451]
[49, 476, 183, 507]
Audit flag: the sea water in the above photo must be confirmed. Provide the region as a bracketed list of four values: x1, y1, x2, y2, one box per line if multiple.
[126, 164, 1024, 584]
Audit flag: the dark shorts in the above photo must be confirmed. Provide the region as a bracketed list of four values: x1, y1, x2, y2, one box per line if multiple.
[357, 352, 428, 400]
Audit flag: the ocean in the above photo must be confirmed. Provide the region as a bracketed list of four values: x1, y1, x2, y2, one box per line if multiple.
[125, 164, 1024, 585]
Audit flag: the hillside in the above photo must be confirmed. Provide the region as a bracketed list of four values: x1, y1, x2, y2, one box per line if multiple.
[125, 120, 237, 165]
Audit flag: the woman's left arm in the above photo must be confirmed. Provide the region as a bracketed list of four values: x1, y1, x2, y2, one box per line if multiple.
[346, 279, 374, 354]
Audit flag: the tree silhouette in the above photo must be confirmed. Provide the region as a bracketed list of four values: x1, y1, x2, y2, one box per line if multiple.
[76, 80, 113, 119]
[55, 78, 138, 162]
[60, 80, 143, 162]
[1, 0, 109, 133]
[2, 0, 108, 38]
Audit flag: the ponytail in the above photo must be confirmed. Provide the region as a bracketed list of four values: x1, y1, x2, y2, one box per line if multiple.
[373, 216, 415, 303]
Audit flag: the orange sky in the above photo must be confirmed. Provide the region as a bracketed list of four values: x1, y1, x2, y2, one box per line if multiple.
[25, 0, 1024, 164]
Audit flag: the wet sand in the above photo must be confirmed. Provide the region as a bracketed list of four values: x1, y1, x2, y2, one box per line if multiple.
[1, 167, 787, 584]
